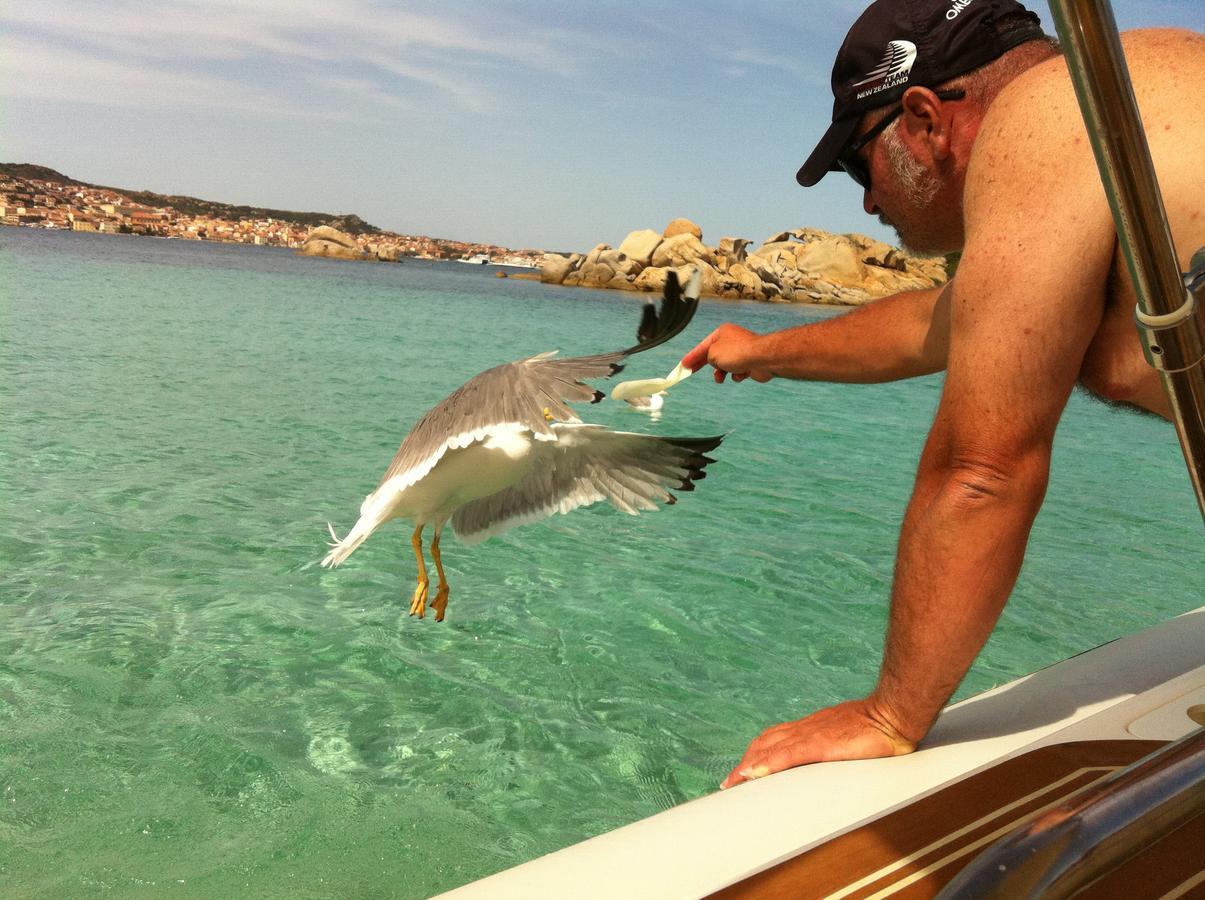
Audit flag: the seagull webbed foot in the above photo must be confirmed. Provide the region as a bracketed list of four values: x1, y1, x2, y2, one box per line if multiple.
[432, 584, 450, 622]
[409, 577, 430, 618]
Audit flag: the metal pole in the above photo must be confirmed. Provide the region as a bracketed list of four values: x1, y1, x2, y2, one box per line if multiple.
[1047, 0, 1205, 522]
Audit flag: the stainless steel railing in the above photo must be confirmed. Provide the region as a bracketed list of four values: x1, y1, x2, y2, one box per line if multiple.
[1046, 0, 1205, 522]
[935, 725, 1205, 898]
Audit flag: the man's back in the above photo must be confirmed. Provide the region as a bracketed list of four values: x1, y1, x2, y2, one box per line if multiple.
[972, 28, 1205, 417]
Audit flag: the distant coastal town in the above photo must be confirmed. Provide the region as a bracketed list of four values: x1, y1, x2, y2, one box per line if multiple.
[0, 163, 547, 267]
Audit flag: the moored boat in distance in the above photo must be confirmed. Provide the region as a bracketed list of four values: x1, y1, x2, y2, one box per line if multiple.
[496, 256, 540, 269]
[457, 252, 491, 265]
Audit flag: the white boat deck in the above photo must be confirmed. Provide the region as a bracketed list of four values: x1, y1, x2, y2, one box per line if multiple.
[440, 607, 1205, 899]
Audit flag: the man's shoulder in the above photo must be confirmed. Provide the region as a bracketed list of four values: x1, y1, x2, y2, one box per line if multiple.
[960, 26, 1202, 276]
[985, 27, 1202, 130]
[1119, 27, 1203, 53]
[972, 52, 1079, 164]
[988, 27, 1205, 113]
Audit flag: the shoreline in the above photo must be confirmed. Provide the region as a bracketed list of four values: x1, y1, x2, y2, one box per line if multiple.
[2, 223, 901, 313]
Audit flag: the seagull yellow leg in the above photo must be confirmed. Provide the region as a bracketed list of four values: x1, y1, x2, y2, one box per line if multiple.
[431, 529, 450, 622]
[408, 524, 430, 618]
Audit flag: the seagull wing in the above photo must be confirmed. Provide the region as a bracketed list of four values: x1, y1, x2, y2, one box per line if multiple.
[373, 269, 703, 495]
[449, 424, 723, 544]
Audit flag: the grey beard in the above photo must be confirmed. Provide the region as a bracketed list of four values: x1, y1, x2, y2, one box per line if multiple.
[881, 123, 941, 248]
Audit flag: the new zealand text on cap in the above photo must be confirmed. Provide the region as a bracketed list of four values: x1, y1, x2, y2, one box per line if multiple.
[796, 0, 1045, 187]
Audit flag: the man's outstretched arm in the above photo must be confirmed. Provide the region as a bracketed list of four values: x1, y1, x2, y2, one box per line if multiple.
[682, 283, 950, 384]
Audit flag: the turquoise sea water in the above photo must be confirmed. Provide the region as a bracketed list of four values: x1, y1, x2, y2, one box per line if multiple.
[1, 228, 1200, 897]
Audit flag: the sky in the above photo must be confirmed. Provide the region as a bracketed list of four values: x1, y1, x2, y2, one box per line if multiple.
[1, 1, 1198, 252]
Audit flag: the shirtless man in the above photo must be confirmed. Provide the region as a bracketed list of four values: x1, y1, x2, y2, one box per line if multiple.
[679, 0, 1205, 789]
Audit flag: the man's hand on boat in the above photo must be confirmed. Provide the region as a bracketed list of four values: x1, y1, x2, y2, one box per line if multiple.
[720, 696, 916, 789]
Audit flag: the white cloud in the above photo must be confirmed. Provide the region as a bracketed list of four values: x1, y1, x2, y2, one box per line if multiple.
[726, 47, 811, 78]
[0, 0, 582, 115]
[2, 37, 274, 112]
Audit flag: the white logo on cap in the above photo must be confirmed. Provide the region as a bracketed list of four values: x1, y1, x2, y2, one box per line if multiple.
[852, 39, 917, 99]
[947, 0, 979, 19]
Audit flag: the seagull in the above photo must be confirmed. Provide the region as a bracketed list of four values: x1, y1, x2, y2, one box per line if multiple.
[321, 269, 722, 621]
[624, 391, 666, 413]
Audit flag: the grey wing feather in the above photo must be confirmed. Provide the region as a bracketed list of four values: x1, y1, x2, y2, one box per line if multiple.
[375, 268, 702, 491]
[375, 352, 624, 489]
[450, 424, 723, 543]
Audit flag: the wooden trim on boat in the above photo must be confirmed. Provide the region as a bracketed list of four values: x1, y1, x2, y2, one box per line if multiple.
[710, 740, 1205, 899]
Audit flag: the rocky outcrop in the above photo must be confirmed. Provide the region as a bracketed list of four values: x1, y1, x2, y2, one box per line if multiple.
[538, 219, 948, 305]
[299, 226, 369, 261]
[298, 226, 404, 262]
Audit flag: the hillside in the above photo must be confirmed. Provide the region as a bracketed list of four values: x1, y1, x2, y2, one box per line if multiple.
[0, 163, 382, 235]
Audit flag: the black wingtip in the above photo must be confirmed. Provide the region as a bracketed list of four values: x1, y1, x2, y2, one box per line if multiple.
[660, 433, 726, 500]
[636, 301, 659, 345]
[621, 267, 699, 357]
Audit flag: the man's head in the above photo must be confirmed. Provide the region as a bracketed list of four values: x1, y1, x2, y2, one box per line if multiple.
[798, 0, 1054, 251]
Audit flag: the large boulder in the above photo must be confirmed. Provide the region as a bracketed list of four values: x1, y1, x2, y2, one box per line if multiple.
[745, 255, 784, 287]
[578, 260, 615, 287]
[580, 243, 612, 269]
[631, 267, 671, 293]
[663, 217, 703, 240]
[651, 233, 715, 268]
[717, 236, 750, 266]
[795, 236, 866, 286]
[306, 225, 358, 249]
[616, 229, 662, 266]
[540, 253, 579, 284]
[598, 248, 642, 278]
[298, 225, 368, 260]
[726, 262, 766, 299]
[692, 261, 742, 299]
[751, 241, 802, 270]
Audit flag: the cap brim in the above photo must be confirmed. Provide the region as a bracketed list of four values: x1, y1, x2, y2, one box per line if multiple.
[796, 116, 860, 187]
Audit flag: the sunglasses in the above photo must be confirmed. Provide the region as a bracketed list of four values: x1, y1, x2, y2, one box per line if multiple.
[837, 88, 967, 191]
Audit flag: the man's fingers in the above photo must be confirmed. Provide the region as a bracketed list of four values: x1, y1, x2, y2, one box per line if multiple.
[721, 726, 797, 788]
[721, 763, 769, 789]
[721, 746, 804, 789]
[680, 329, 719, 373]
[682, 324, 764, 385]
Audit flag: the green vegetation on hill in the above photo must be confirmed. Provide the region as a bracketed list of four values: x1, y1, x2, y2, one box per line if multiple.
[0, 162, 382, 235]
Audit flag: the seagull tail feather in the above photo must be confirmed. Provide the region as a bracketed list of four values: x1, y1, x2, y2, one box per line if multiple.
[320, 494, 394, 568]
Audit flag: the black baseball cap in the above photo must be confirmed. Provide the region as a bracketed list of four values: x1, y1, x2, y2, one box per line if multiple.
[796, 0, 1045, 187]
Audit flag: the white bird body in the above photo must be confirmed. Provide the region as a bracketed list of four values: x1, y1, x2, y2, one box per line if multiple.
[325, 426, 540, 569]
[320, 268, 720, 621]
[386, 425, 538, 523]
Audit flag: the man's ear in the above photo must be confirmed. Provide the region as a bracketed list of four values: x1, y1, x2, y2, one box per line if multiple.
[899, 86, 953, 161]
